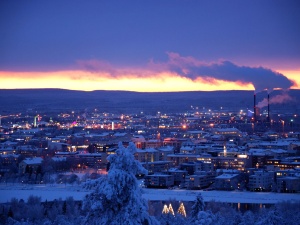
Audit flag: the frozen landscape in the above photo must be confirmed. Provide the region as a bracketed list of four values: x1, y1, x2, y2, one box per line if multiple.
[1, 183, 299, 204]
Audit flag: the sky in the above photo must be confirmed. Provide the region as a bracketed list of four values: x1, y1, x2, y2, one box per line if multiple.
[0, 0, 299, 92]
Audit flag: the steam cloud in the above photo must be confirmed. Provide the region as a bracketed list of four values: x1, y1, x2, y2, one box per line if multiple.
[77, 53, 294, 92]
[256, 92, 294, 108]
[162, 52, 294, 92]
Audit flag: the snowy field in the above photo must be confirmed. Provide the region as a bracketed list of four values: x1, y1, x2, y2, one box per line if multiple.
[0, 183, 299, 204]
[142, 188, 300, 204]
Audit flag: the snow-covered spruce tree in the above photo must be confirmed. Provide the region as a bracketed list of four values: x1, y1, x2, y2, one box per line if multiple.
[255, 207, 283, 225]
[190, 193, 205, 221]
[83, 142, 159, 225]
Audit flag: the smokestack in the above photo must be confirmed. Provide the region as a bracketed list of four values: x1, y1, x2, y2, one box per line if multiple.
[254, 93, 256, 122]
[268, 93, 270, 123]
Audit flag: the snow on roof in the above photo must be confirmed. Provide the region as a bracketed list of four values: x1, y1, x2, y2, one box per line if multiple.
[141, 161, 171, 165]
[52, 157, 67, 162]
[23, 157, 43, 165]
[78, 153, 104, 157]
[168, 168, 186, 172]
[146, 174, 172, 177]
[99, 132, 110, 137]
[216, 173, 239, 179]
[157, 146, 173, 152]
[167, 154, 201, 158]
[1, 141, 18, 145]
[187, 130, 206, 134]
[136, 148, 158, 153]
[215, 128, 240, 132]
[269, 149, 287, 154]
[0, 146, 15, 151]
[180, 146, 194, 150]
[216, 169, 239, 174]
[114, 132, 127, 137]
[248, 149, 268, 154]
[147, 139, 160, 143]
[132, 135, 145, 142]
[277, 176, 299, 180]
[1, 154, 19, 158]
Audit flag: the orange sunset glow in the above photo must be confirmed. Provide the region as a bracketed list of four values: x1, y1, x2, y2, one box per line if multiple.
[0, 69, 299, 92]
[276, 70, 300, 89]
[0, 70, 258, 92]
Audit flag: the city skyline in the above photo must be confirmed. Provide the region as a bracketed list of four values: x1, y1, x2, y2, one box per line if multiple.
[0, 0, 299, 91]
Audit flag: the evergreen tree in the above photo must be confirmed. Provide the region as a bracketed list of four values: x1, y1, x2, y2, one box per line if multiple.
[83, 142, 159, 225]
[255, 207, 283, 225]
[62, 201, 67, 215]
[7, 207, 13, 218]
[196, 210, 215, 225]
[240, 211, 256, 225]
[190, 193, 205, 220]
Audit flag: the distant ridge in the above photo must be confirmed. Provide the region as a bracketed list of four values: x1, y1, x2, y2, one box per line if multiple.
[0, 89, 299, 114]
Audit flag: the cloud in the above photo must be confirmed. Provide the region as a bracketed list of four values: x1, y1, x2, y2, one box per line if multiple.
[75, 54, 294, 92]
[150, 52, 295, 92]
[0, 53, 296, 92]
[257, 92, 294, 108]
[76, 59, 115, 74]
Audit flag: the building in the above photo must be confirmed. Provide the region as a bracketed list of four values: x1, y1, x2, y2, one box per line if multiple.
[167, 154, 200, 167]
[144, 174, 174, 188]
[19, 157, 43, 174]
[277, 176, 300, 193]
[248, 170, 274, 191]
[132, 135, 146, 149]
[157, 146, 174, 161]
[134, 148, 159, 162]
[163, 138, 187, 152]
[168, 168, 188, 186]
[214, 173, 240, 190]
[185, 171, 215, 189]
[146, 139, 162, 149]
[0, 154, 20, 173]
[141, 161, 172, 174]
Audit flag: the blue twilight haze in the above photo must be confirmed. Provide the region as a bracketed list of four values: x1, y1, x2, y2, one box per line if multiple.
[0, 0, 299, 71]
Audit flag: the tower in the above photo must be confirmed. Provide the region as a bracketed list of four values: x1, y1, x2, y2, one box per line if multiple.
[253, 93, 256, 122]
[223, 145, 227, 157]
[34, 115, 38, 127]
[267, 93, 270, 123]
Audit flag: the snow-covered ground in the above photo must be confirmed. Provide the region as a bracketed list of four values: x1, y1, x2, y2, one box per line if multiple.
[142, 188, 300, 204]
[0, 183, 90, 203]
[0, 183, 299, 204]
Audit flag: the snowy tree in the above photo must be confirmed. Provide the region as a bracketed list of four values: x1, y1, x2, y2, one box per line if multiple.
[190, 193, 205, 221]
[239, 211, 256, 225]
[83, 142, 159, 225]
[255, 207, 283, 225]
[26, 195, 43, 222]
[195, 210, 215, 225]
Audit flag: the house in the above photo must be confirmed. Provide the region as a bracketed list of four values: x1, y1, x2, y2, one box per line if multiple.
[19, 157, 43, 174]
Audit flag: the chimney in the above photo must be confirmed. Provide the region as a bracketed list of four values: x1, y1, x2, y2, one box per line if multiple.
[253, 93, 256, 122]
[268, 93, 270, 123]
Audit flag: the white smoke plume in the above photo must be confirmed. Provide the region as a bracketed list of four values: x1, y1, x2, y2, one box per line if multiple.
[256, 92, 294, 108]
